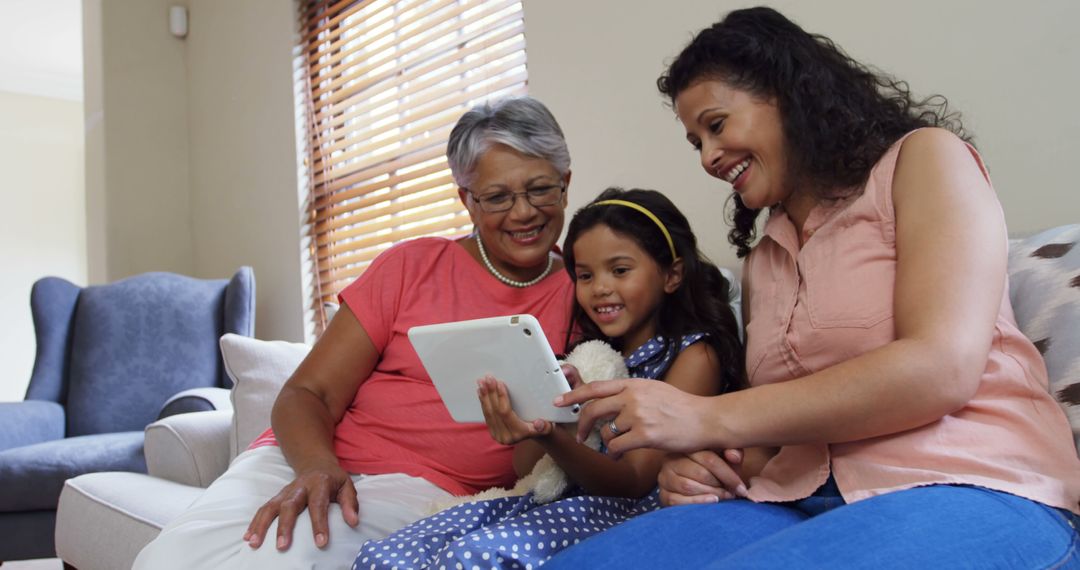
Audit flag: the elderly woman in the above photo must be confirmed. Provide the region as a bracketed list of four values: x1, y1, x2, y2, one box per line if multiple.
[134, 96, 575, 569]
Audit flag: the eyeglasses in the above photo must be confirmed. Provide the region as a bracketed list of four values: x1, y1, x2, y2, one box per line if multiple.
[466, 184, 565, 213]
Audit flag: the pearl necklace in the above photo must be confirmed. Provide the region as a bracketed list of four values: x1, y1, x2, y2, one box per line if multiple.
[475, 234, 553, 288]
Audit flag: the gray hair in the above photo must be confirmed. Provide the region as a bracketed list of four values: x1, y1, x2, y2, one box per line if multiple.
[447, 96, 571, 188]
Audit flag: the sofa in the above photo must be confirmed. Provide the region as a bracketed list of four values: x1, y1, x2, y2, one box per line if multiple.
[53, 228, 1080, 569]
[54, 333, 306, 570]
[0, 268, 255, 563]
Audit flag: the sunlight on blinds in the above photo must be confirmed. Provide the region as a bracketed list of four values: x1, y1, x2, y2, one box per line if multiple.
[296, 0, 528, 331]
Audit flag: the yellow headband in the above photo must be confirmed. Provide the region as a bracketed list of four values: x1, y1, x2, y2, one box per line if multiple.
[592, 199, 678, 260]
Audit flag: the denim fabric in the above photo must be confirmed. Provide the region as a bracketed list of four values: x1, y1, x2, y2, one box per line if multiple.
[546, 485, 1080, 569]
[787, 473, 845, 517]
[0, 401, 64, 452]
[0, 431, 145, 512]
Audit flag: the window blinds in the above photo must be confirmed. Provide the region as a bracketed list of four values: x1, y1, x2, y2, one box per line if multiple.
[297, 0, 528, 329]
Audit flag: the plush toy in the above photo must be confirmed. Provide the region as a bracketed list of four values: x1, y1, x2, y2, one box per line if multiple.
[429, 340, 628, 513]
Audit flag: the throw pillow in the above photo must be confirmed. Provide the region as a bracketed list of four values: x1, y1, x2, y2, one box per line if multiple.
[219, 334, 311, 459]
[1007, 224, 1080, 451]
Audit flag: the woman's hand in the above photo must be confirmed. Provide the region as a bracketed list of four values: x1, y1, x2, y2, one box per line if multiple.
[253, 304, 372, 551]
[478, 376, 554, 444]
[243, 459, 359, 551]
[554, 378, 712, 456]
[658, 450, 749, 506]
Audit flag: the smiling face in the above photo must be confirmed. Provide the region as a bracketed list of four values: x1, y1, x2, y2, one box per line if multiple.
[572, 224, 682, 356]
[460, 143, 569, 282]
[675, 80, 791, 210]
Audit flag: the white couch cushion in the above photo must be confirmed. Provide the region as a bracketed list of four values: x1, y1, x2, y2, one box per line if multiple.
[219, 334, 311, 459]
[56, 472, 203, 570]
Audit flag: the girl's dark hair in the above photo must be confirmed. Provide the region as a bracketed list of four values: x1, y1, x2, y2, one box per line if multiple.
[564, 187, 746, 392]
[657, 6, 971, 257]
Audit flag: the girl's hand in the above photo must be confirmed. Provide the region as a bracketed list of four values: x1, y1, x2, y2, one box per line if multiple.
[554, 379, 711, 456]
[478, 376, 554, 445]
[658, 450, 749, 506]
[244, 459, 358, 551]
[561, 363, 585, 389]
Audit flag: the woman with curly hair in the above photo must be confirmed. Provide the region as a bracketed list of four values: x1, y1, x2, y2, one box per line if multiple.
[548, 7, 1080, 568]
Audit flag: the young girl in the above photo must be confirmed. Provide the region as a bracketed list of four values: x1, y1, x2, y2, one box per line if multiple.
[353, 187, 744, 569]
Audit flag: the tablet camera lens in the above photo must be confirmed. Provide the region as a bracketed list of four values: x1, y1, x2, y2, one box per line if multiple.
[523, 328, 532, 336]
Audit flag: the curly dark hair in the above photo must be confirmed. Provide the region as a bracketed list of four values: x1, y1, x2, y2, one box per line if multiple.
[563, 187, 746, 392]
[657, 7, 971, 257]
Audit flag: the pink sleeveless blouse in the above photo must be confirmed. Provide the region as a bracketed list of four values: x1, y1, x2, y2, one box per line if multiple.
[743, 131, 1080, 513]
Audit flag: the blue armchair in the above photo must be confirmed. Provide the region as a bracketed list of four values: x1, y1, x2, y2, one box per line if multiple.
[0, 268, 255, 562]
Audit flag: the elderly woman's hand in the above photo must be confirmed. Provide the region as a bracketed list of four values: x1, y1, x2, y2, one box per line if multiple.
[658, 450, 749, 506]
[478, 376, 555, 444]
[243, 459, 358, 551]
[554, 378, 713, 456]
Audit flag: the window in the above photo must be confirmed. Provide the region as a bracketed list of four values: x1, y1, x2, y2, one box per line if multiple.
[297, 0, 528, 333]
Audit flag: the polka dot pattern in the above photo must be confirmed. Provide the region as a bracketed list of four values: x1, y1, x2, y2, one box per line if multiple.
[625, 333, 706, 380]
[353, 493, 660, 570]
[352, 333, 704, 570]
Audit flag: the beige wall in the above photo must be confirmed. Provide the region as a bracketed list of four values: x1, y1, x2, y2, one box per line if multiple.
[524, 0, 1080, 269]
[85, 0, 194, 280]
[0, 91, 86, 401]
[184, 0, 305, 343]
[79, 0, 1077, 354]
[84, 0, 304, 342]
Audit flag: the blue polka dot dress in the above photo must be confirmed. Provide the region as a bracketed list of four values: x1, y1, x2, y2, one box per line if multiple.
[353, 334, 706, 570]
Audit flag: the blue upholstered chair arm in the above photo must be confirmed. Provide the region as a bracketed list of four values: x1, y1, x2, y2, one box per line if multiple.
[157, 386, 233, 419]
[0, 401, 65, 452]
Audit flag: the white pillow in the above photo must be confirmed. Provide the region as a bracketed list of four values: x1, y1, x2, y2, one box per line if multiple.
[219, 334, 311, 459]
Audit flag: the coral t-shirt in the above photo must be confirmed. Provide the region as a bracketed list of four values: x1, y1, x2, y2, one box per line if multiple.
[251, 237, 574, 495]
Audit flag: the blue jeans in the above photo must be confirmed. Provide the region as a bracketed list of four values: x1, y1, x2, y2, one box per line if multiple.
[545, 483, 1080, 569]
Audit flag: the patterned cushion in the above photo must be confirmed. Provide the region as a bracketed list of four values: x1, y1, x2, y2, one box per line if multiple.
[1008, 224, 1080, 450]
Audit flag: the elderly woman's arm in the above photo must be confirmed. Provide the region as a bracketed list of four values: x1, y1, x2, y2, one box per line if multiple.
[244, 305, 377, 551]
[561, 128, 1004, 454]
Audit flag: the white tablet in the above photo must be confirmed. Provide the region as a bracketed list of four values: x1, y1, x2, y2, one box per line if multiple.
[408, 314, 581, 424]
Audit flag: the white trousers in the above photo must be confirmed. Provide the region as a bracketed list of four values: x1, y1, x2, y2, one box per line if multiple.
[133, 446, 452, 570]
